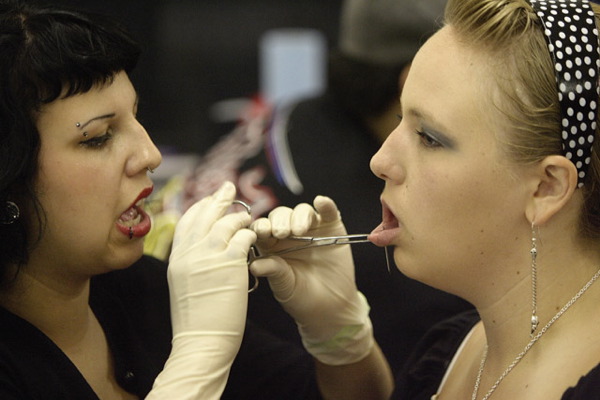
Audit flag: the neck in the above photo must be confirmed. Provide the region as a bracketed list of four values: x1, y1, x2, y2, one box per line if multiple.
[474, 247, 600, 383]
[0, 262, 92, 347]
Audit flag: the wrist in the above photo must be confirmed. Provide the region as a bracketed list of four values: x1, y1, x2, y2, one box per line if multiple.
[299, 291, 374, 365]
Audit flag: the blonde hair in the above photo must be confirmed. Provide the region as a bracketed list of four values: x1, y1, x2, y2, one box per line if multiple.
[445, 0, 600, 238]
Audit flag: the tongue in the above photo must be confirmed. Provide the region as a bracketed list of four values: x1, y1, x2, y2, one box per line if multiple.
[119, 206, 139, 222]
[368, 222, 398, 247]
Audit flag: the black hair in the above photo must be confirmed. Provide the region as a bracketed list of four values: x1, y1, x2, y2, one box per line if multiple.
[0, 0, 141, 283]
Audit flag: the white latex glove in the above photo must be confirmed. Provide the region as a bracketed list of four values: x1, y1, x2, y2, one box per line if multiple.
[147, 181, 256, 400]
[249, 196, 373, 365]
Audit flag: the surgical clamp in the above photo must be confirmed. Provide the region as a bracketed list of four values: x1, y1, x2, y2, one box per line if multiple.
[247, 234, 371, 262]
[231, 200, 373, 292]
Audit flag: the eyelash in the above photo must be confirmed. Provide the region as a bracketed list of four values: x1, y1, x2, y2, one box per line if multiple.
[415, 130, 441, 148]
[396, 114, 441, 149]
[80, 129, 113, 149]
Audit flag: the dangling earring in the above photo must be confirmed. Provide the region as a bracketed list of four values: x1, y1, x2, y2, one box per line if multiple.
[0, 201, 20, 225]
[530, 222, 539, 336]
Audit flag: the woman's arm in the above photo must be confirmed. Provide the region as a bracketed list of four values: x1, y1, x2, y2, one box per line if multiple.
[315, 343, 394, 400]
[250, 196, 394, 399]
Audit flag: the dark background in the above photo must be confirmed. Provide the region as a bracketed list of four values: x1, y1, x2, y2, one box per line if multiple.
[64, 0, 344, 155]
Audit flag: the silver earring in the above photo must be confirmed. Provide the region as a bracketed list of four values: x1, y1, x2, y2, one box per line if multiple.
[1, 201, 20, 225]
[530, 222, 539, 336]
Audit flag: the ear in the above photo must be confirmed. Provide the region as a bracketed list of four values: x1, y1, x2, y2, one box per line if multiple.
[525, 155, 578, 225]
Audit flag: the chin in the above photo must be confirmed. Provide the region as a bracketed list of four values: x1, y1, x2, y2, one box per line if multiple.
[105, 242, 145, 271]
[393, 251, 443, 287]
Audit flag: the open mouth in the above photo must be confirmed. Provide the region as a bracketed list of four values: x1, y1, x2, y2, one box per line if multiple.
[118, 204, 143, 227]
[368, 200, 401, 247]
[116, 187, 153, 239]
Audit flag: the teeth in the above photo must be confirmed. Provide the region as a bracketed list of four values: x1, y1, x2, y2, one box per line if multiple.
[120, 213, 142, 227]
[118, 199, 145, 227]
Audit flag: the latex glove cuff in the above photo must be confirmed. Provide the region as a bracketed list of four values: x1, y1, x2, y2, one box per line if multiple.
[299, 291, 374, 366]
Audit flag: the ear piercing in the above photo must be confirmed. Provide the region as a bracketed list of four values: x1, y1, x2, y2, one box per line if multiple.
[0, 201, 20, 225]
[530, 222, 539, 336]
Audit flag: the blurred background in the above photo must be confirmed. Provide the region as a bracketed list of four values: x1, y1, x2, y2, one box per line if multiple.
[59, 1, 475, 381]
[65, 0, 343, 156]
[62, 0, 470, 382]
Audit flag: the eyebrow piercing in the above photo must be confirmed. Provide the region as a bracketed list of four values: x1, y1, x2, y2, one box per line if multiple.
[75, 122, 81, 128]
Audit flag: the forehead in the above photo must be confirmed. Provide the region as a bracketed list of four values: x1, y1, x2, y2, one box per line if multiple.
[36, 73, 135, 124]
[403, 26, 500, 144]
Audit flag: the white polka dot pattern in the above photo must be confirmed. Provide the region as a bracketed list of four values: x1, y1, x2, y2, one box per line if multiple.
[529, 0, 600, 187]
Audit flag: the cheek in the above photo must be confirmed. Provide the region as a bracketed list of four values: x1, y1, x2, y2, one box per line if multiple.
[409, 168, 497, 246]
[38, 159, 117, 225]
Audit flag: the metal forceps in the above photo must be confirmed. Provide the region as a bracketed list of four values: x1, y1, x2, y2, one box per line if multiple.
[231, 200, 372, 293]
[247, 234, 370, 262]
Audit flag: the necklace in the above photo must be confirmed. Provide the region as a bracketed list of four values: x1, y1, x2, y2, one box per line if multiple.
[471, 266, 600, 400]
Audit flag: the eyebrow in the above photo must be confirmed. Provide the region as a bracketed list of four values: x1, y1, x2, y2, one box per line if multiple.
[78, 113, 116, 130]
[77, 92, 140, 130]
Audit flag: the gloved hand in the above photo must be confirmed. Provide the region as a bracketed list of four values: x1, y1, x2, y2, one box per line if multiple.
[249, 195, 373, 366]
[147, 181, 256, 400]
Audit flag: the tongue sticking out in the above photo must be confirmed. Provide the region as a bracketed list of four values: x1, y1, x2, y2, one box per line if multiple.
[368, 203, 400, 247]
[368, 222, 399, 247]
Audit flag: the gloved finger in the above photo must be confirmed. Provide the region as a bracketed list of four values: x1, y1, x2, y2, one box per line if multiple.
[249, 257, 296, 302]
[205, 212, 253, 249]
[172, 181, 237, 246]
[227, 228, 257, 258]
[268, 206, 294, 239]
[248, 257, 280, 277]
[313, 195, 342, 224]
[290, 203, 319, 236]
[249, 217, 272, 239]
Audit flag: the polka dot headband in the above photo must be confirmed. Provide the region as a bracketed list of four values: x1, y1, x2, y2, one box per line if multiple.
[529, 0, 600, 187]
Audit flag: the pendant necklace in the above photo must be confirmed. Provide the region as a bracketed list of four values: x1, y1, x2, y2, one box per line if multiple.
[471, 266, 600, 400]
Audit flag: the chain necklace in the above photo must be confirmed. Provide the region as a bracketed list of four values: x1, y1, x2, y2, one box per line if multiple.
[471, 266, 600, 400]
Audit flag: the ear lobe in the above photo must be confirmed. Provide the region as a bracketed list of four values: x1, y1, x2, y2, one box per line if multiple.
[525, 155, 578, 225]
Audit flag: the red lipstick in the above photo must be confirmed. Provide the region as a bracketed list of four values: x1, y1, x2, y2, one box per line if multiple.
[116, 186, 154, 239]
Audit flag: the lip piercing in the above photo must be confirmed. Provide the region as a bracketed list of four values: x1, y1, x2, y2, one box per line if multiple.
[129, 227, 134, 239]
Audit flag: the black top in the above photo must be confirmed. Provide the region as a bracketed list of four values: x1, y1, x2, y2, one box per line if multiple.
[0, 256, 321, 400]
[6, 256, 594, 399]
[0, 256, 172, 399]
[392, 310, 600, 399]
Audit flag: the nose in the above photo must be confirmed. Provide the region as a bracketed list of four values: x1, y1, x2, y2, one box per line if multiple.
[370, 126, 405, 184]
[125, 119, 162, 177]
